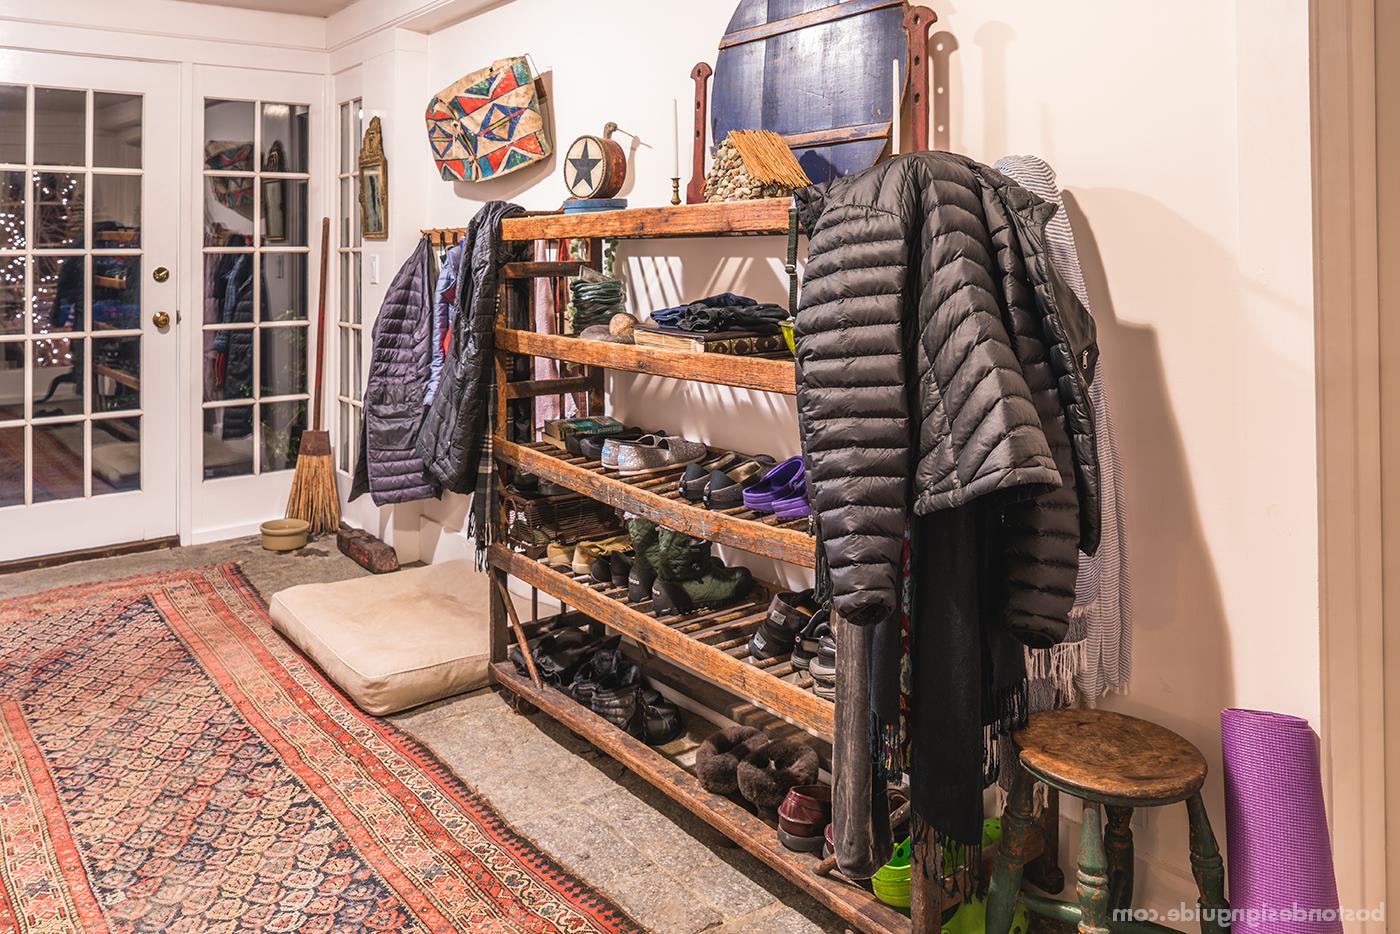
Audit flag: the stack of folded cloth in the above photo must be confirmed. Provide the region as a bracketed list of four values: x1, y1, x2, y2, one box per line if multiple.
[650, 292, 788, 334]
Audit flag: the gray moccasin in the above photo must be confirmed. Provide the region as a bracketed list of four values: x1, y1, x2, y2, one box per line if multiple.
[615, 435, 708, 476]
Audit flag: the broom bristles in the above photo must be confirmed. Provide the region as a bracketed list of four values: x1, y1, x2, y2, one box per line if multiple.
[286, 430, 340, 536]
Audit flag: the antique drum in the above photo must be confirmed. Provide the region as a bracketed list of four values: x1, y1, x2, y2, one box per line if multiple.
[563, 124, 628, 200]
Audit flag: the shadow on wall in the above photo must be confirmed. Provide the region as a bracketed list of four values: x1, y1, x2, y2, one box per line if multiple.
[448, 70, 559, 202]
[1062, 188, 1233, 894]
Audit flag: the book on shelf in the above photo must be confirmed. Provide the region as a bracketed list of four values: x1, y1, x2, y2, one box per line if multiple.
[541, 416, 625, 450]
[632, 323, 787, 356]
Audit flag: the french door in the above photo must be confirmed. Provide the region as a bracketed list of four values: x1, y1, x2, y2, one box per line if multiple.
[0, 53, 179, 561]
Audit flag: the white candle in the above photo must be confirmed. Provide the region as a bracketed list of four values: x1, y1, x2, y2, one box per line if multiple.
[672, 98, 680, 177]
[891, 59, 900, 156]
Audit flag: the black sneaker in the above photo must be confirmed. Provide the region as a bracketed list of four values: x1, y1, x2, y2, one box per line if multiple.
[790, 606, 829, 670]
[751, 591, 818, 661]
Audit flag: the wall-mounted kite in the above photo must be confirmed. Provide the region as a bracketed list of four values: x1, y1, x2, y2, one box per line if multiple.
[425, 56, 551, 182]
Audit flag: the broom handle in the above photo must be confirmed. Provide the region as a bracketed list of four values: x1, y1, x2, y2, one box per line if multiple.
[312, 216, 331, 432]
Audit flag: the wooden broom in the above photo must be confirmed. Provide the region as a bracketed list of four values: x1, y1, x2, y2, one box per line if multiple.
[286, 216, 340, 535]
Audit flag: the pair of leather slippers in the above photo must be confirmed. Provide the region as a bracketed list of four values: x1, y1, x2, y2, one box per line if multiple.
[694, 726, 819, 810]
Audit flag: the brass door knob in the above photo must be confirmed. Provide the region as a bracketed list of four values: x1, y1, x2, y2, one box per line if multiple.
[152, 311, 171, 329]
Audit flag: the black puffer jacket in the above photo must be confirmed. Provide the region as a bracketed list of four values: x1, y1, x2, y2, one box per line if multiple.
[794, 152, 1099, 645]
[350, 237, 439, 506]
[417, 201, 525, 492]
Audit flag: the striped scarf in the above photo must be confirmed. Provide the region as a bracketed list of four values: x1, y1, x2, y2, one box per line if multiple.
[995, 154, 1134, 706]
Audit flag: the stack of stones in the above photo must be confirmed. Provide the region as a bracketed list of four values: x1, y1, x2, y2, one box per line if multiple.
[704, 129, 811, 203]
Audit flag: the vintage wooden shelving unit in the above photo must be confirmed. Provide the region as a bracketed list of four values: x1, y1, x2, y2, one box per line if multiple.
[425, 199, 1048, 934]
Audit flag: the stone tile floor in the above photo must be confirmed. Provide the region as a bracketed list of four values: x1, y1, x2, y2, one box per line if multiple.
[0, 537, 847, 933]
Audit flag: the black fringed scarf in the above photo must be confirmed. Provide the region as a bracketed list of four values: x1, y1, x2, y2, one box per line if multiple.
[871, 500, 1028, 886]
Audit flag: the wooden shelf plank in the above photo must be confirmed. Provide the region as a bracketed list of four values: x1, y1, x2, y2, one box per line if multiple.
[497, 327, 797, 395]
[490, 661, 907, 934]
[496, 439, 815, 568]
[500, 198, 792, 241]
[488, 543, 834, 739]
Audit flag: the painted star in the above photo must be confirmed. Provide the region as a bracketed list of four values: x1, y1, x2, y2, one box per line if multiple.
[569, 140, 601, 192]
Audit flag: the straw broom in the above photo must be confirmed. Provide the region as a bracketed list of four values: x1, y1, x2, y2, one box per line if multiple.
[286, 217, 340, 535]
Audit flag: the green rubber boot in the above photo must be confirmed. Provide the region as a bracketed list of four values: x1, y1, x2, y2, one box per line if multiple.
[651, 527, 754, 616]
[626, 517, 663, 602]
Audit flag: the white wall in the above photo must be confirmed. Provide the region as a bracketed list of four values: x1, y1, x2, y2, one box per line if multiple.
[397, 0, 1322, 914]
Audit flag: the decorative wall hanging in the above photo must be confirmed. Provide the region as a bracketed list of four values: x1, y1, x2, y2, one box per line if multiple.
[359, 116, 388, 240]
[425, 56, 551, 183]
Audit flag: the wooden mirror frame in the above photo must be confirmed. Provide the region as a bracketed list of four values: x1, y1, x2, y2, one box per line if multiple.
[358, 116, 388, 240]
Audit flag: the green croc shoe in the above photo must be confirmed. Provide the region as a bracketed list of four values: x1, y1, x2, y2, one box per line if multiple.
[941, 896, 1029, 934]
[871, 838, 912, 910]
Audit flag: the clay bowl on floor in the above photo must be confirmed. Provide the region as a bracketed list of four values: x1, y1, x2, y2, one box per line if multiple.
[261, 518, 310, 552]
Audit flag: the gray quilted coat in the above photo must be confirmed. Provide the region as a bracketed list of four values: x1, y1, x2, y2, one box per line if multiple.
[350, 238, 439, 505]
[417, 201, 525, 493]
[793, 152, 1100, 646]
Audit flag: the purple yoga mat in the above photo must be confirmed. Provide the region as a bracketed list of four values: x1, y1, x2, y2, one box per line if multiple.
[1220, 708, 1341, 933]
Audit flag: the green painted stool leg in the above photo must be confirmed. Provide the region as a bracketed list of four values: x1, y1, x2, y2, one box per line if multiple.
[1104, 805, 1135, 910]
[986, 765, 1037, 934]
[1076, 803, 1111, 934]
[1185, 794, 1229, 934]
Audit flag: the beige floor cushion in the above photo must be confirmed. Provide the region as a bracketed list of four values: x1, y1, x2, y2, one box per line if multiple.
[269, 560, 490, 716]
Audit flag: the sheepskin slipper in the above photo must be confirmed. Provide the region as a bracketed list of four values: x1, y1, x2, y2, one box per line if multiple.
[737, 738, 820, 810]
[695, 726, 769, 795]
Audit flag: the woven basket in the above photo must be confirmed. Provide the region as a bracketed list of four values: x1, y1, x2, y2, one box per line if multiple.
[504, 488, 621, 558]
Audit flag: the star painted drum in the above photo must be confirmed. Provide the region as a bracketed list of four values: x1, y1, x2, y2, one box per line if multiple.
[563, 130, 628, 200]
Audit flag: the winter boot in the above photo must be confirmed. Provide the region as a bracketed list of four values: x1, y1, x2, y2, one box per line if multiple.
[626, 517, 663, 602]
[650, 527, 754, 617]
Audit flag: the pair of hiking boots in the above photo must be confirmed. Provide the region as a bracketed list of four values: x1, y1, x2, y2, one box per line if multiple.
[507, 628, 682, 747]
[619, 517, 754, 616]
[568, 639, 683, 746]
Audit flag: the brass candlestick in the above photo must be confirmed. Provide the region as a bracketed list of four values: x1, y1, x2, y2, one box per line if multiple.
[670, 177, 681, 205]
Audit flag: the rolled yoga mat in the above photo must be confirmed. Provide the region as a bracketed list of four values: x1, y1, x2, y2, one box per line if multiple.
[1220, 708, 1342, 933]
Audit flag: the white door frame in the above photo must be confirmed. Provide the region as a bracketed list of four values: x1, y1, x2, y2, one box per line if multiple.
[0, 49, 181, 560]
[1310, 0, 1389, 925]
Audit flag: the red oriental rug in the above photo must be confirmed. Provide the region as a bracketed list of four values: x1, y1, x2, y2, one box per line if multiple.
[0, 565, 641, 933]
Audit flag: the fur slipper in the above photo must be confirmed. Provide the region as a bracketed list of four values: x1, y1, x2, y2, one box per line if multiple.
[737, 738, 820, 809]
[695, 726, 769, 795]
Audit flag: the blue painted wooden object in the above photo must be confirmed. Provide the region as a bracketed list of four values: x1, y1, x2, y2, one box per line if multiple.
[711, 0, 907, 184]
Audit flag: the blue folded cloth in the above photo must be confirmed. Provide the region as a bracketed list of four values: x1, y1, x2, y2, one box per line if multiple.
[650, 292, 785, 333]
[650, 292, 757, 326]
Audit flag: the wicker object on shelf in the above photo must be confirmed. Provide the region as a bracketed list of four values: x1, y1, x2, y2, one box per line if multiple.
[503, 487, 621, 558]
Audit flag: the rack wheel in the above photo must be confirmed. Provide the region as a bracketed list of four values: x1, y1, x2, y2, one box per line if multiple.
[505, 693, 538, 716]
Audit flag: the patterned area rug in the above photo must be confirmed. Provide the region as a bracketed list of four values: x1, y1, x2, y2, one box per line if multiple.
[0, 564, 641, 933]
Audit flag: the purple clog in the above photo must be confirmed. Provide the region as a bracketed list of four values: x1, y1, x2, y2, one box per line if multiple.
[742, 456, 804, 514]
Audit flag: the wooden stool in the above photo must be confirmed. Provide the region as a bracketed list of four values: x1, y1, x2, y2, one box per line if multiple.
[985, 709, 1229, 934]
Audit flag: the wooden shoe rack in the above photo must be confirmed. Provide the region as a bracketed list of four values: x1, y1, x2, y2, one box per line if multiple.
[426, 199, 1053, 934]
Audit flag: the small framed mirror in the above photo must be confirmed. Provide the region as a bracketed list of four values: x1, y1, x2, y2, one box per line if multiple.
[358, 116, 387, 240]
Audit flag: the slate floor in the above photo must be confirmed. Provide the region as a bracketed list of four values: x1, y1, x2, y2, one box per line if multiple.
[1, 537, 846, 933]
